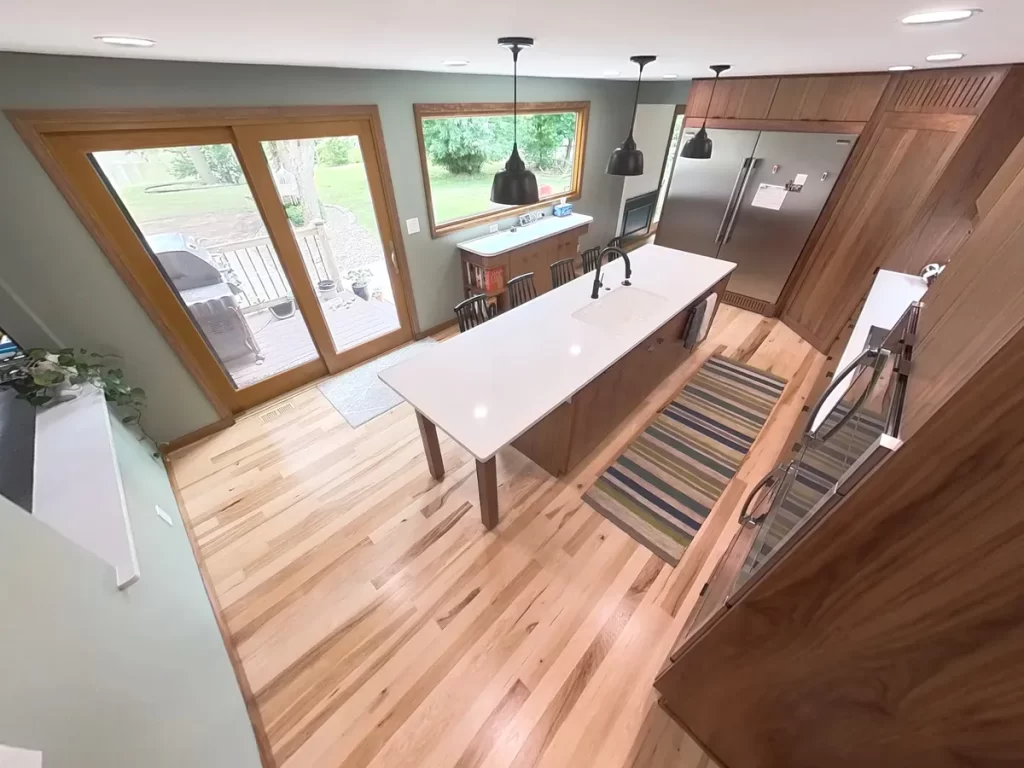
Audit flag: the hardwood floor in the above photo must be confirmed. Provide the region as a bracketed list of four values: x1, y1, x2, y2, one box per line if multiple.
[168, 306, 824, 768]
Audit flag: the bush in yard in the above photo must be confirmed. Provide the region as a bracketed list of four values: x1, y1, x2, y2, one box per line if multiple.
[316, 136, 361, 167]
[422, 118, 490, 175]
[520, 113, 576, 172]
[284, 202, 305, 227]
[168, 144, 244, 184]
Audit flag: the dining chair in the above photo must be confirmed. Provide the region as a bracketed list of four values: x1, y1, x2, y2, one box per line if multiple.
[606, 236, 622, 258]
[581, 246, 602, 274]
[549, 257, 577, 289]
[506, 273, 538, 309]
[454, 294, 492, 332]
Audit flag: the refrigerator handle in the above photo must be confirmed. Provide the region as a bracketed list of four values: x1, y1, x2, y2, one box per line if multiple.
[715, 158, 752, 244]
[722, 158, 759, 244]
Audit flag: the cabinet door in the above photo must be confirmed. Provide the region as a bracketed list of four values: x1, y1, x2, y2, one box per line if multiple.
[509, 242, 553, 295]
[768, 75, 889, 122]
[687, 78, 779, 119]
[781, 111, 973, 348]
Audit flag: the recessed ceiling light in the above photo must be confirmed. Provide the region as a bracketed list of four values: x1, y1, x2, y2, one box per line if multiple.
[662, 74, 679, 80]
[443, 60, 469, 67]
[603, 70, 621, 77]
[94, 35, 155, 47]
[926, 52, 965, 61]
[889, 65, 915, 71]
[901, 9, 976, 24]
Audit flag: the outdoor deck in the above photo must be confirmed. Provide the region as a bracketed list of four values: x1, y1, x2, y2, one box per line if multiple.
[227, 289, 399, 388]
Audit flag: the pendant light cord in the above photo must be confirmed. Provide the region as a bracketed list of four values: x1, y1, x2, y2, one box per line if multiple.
[628, 61, 646, 136]
[701, 69, 724, 130]
[512, 46, 520, 147]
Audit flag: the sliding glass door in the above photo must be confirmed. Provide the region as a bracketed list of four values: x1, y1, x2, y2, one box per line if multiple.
[42, 113, 412, 413]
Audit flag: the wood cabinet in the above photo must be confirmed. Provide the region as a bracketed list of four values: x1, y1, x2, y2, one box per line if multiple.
[458, 223, 588, 311]
[767, 74, 889, 121]
[780, 65, 1015, 350]
[686, 77, 779, 120]
[654, 213, 1024, 767]
[512, 276, 728, 477]
[781, 111, 973, 347]
[686, 73, 887, 123]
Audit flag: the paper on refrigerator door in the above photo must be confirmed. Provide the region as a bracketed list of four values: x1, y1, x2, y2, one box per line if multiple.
[750, 183, 788, 210]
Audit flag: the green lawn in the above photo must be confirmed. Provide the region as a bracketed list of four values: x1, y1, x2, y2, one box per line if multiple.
[111, 163, 380, 233]
[110, 160, 573, 236]
[427, 162, 572, 224]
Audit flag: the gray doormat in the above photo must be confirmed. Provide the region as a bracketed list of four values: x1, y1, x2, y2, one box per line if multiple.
[318, 339, 437, 427]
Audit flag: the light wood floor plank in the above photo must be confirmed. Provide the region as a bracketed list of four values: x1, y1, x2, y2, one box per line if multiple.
[169, 307, 821, 768]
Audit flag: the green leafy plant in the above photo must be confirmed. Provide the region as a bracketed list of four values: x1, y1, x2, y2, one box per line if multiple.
[284, 201, 306, 227]
[0, 347, 150, 433]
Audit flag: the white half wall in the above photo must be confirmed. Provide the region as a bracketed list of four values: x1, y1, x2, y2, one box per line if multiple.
[615, 103, 678, 235]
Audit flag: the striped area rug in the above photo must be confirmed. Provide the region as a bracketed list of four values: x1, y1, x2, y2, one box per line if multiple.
[584, 355, 787, 565]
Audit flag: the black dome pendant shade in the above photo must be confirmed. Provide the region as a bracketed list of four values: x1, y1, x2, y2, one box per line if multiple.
[491, 37, 540, 206]
[680, 64, 731, 160]
[607, 55, 656, 176]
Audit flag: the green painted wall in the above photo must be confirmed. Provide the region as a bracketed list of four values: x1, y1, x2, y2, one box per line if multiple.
[0, 52, 640, 441]
[0, 417, 260, 766]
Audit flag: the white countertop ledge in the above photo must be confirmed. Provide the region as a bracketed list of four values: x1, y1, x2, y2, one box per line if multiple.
[380, 245, 735, 461]
[457, 212, 594, 257]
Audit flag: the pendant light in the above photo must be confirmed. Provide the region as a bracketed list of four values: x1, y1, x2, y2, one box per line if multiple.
[491, 37, 539, 206]
[607, 55, 656, 176]
[681, 64, 731, 160]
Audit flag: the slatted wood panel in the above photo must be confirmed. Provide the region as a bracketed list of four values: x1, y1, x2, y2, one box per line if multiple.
[889, 67, 1005, 114]
[656, 296, 1024, 768]
[168, 307, 824, 768]
[685, 78, 779, 120]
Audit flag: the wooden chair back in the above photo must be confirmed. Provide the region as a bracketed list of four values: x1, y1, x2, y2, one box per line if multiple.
[549, 257, 577, 289]
[506, 273, 538, 309]
[454, 294, 491, 332]
[581, 246, 602, 274]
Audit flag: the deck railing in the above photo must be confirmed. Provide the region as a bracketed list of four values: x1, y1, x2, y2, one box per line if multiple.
[208, 220, 339, 313]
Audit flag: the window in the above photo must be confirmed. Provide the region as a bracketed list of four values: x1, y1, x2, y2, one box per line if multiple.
[414, 102, 590, 236]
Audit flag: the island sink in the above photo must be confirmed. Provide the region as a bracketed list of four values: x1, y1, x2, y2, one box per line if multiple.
[572, 286, 670, 334]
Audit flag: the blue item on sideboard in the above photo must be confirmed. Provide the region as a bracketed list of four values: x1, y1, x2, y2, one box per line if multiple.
[553, 203, 573, 217]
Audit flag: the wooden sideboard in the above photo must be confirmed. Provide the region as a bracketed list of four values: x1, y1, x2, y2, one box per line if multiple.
[458, 221, 588, 312]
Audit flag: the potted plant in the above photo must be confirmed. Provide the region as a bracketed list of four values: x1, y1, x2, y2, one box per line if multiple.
[0, 347, 154, 447]
[317, 279, 337, 299]
[346, 268, 372, 301]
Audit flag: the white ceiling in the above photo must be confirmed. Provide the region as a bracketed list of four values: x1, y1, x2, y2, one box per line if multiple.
[1, 1, 1020, 80]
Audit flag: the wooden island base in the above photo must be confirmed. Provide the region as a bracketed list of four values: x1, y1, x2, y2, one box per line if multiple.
[414, 276, 728, 529]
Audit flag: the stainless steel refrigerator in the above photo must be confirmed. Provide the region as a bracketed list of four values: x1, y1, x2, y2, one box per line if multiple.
[655, 128, 856, 308]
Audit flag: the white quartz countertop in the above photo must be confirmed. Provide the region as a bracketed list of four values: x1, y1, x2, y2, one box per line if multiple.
[458, 212, 594, 257]
[380, 244, 735, 461]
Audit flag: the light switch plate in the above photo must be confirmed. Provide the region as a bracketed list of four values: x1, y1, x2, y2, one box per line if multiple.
[155, 505, 174, 526]
[489, 223, 499, 233]
[405, 217, 421, 235]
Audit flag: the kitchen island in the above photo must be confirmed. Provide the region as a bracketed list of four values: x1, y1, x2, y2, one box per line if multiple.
[380, 245, 736, 528]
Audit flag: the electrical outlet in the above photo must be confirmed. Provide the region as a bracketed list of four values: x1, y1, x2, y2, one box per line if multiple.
[489, 223, 499, 233]
[155, 505, 174, 526]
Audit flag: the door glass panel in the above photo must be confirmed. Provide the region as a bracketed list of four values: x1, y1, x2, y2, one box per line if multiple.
[260, 136, 400, 354]
[92, 145, 320, 389]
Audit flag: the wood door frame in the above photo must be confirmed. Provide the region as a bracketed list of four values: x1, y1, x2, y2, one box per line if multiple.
[7, 105, 419, 416]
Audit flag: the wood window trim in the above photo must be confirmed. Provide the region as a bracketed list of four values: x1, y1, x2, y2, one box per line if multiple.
[413, 101, 590, 238]
[6, 105, 421, 421]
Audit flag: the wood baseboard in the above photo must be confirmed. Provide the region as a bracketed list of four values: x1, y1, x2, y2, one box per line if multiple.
[415, 318, 458, 340]
[160, 415, 235, 456]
